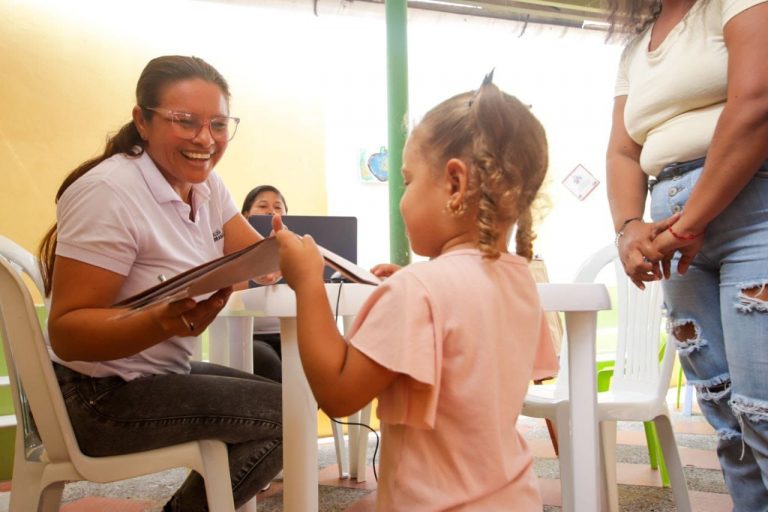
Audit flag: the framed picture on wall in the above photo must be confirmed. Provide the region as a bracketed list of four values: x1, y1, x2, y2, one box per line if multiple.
[562, 164, 599, 201]
[359, 146, 389, 183]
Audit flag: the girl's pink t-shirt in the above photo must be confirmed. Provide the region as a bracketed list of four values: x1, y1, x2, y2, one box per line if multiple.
[349, 249, 558, 511]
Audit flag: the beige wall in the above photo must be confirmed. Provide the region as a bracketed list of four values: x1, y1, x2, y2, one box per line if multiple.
[0, 0, 327, 258]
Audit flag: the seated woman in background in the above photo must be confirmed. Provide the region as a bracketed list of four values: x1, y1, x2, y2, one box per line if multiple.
[242, 184, 287, 218]
[241, 184, 288, 382]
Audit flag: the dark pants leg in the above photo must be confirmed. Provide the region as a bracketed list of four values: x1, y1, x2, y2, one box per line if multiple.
[55, 361, 282, 511]
[253, 332, 282, 383]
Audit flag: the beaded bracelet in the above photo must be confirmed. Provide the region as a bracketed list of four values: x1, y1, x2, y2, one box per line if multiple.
[668, 225, 704, 241]
[614, 216, 643, 247]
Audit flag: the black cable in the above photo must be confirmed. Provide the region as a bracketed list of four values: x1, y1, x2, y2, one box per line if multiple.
[329, 416, 380, 482]
[333, 278, 343, 323]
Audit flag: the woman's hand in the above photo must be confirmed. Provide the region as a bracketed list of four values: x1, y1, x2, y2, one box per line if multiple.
[370, 263, 402, 279]
[276, 229, 325, 291]
[617, 215, 680, 289]
[152, 286, 233, 337]
[50, 256, 232, 361]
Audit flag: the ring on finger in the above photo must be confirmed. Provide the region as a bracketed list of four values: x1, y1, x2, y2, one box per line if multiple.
[180, 314, 195, 332]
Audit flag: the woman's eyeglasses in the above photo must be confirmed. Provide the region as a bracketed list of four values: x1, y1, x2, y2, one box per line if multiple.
[141, 106, 240, 142]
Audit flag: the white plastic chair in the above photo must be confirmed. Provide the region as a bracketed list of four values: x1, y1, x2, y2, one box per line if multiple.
[0, 245, 237, 511]
[523, 244, 691, 512]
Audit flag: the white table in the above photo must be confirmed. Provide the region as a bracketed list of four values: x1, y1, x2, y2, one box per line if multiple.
[536, 283, 611, 512]
[208, 283, 376, 512]
[210, 282, 609, 512]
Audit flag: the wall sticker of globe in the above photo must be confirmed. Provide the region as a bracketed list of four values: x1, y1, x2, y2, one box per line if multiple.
[366, 147, 389, 182]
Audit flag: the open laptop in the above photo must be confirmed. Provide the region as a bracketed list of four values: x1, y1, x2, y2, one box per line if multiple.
[248, 215, 358, 282]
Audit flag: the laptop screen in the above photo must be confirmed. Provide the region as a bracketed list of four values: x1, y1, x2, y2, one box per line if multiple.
[247, 215, 358, 281]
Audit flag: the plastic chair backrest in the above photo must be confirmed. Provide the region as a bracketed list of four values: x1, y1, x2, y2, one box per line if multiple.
[0, 235, 45, 300]
[573, 244, 672, 399]
[0, 257, 80, 465]
[0, 235, 49, 458]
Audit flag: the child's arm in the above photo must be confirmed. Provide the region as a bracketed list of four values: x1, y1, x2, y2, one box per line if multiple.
[276, 230, 396, 418]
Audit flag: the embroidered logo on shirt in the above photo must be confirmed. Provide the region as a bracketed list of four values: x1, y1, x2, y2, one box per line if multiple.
[212, 229, 224, 242]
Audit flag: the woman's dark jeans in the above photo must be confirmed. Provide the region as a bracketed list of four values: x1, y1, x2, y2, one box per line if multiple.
[55, 361, 282, 511]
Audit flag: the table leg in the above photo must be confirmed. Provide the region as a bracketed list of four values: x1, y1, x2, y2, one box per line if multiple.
[281, 318, 319, 512]
[565, 311, 600, 512]
[352, 403, 372, 482]
[339, 315, 371, 482]
[332, 417, 351, 479]
[208, 317, 230, 364]
[226, 317, 254, 373]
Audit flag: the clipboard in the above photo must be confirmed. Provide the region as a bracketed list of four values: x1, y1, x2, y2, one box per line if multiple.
[114, 236, 380, 311]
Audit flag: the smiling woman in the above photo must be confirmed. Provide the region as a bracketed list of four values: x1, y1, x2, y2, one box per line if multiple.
[36, 55, 283, 512]
[132, 79, 234, 205]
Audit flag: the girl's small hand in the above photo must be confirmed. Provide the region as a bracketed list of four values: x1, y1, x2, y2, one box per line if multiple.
[276, 229, 325, 290]
[370, 263, 402, 279]
[154, 286, 233, 337]
[253, 271, 281, 285]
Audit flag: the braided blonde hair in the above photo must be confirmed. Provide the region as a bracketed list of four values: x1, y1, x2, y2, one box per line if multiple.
[417, 81, 548, 260]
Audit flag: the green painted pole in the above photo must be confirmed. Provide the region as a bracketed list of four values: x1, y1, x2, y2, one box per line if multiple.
[385, 0, 411, 266]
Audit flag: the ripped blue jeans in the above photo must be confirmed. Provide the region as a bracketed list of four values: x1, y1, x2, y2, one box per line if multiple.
[650, 161, 768, 512]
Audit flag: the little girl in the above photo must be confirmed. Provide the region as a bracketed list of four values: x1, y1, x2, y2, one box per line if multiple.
[276, 77, 558, 511]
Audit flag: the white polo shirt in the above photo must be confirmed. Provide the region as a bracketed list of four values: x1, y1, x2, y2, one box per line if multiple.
[52, 151, 239, 380]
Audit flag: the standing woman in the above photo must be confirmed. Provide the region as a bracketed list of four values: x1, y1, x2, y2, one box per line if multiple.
[606, 1, 768, 509]
[39, 55, 282, 511]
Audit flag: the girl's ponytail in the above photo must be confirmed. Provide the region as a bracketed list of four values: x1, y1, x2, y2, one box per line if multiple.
[417, 74, 548, 261]
[471, 79, 547, 260]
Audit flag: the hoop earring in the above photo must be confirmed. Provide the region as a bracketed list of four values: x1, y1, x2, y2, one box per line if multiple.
[446, 198, 467, 217]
